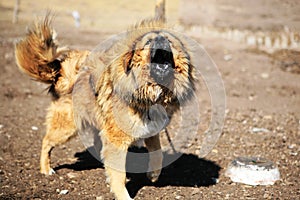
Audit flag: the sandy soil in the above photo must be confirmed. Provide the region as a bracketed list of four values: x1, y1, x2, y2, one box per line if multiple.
[1, 0, 299, 199]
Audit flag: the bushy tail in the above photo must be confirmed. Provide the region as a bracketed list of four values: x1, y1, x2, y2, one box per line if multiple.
[15, 16, 68, 84]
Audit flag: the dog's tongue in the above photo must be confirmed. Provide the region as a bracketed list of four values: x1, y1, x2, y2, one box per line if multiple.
[150, 36, 175, 86]
[150, 35, 173, 66]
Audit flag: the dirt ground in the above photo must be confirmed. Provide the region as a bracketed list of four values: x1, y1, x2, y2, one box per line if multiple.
[0, 1, 299, 199]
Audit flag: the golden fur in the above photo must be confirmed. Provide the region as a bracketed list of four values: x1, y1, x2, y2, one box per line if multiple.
[15, 5, 196, 200]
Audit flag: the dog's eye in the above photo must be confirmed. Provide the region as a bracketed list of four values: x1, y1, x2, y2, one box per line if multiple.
[145, 39, 152, 46]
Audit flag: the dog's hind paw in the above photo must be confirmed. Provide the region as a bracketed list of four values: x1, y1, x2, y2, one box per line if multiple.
[147, 170, 161, 183]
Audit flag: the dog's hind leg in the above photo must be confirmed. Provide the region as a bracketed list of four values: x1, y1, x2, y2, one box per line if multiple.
[145, 134, 163, 182]
[40, 97, 77, 175]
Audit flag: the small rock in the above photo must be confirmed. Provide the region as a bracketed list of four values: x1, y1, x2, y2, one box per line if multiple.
[248, 95, 256, 101]
[288, 144, 296, 149]
[224, 54, 232, 61]
[67, 172, 77, 179]
[231, 90, 240, 97]
[59, 189, 69, 195]
[251, 127, 270, 133]
[31, 126, 38, 131]
[24, 162, 30, 167]
[260, 73, 270, 79]
[263, 115, 273, 120]
[282, 136, 287, 142]
[212, 177, 219, 184]
[191, 188, 200, 196]
[5, 53, 12, 60]
[96, 197, 103, 200]
[185, 143, 192, 148]
[0, 124, 3, 129]
[212, 149, 218, 153]
[290, 152, 298, 156]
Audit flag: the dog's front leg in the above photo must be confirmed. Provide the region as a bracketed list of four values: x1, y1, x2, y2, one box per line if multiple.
[101, 132, 133, 200]
[145, 134, 163, 182]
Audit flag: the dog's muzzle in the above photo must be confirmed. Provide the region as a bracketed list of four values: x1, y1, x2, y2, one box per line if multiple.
[150, 35, 174, 86]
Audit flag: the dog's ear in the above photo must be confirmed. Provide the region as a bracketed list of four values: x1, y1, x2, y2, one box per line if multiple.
[123, 51, 134, 73]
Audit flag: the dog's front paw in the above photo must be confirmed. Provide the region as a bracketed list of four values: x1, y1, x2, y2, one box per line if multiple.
[49, 168, 56, 175]
[147, 169, 161, 183]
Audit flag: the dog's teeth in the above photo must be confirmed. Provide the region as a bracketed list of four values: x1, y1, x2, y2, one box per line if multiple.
[154, 87, 162, 101]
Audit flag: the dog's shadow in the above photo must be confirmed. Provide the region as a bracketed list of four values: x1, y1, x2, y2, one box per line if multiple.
[55, 147, 220, 198]
[54, 147, 104, 171]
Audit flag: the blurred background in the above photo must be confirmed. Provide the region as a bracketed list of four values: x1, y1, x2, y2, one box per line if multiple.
[2, 0, 300, 31]
[1, 0, 299, 51]
[1, 0, 180, 31]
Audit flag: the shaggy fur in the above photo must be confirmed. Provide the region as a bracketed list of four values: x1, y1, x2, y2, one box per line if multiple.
[15, 3, 196, 200]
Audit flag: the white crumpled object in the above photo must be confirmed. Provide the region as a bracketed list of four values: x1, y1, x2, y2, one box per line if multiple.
[225, 157, 280, 186]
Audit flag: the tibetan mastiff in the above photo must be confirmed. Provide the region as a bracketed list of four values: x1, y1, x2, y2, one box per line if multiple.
[15, 8, 196, 200]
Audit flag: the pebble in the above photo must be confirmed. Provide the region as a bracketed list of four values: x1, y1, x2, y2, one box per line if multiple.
[224, 54, 232, 61]
[5, 53, 12, 60]
[59, 189, 69, 195]
[289, 152, 298, 156]
[212, 177, 219, 184]
[251, 127, 270, 133]
[248, 95, 255, 101]
[31, 126, 38, 131]
[260, 73, 270, 79]
[67, 172, 77, 179]
[263, 115, 273, 120]
[191, 188, 200, 196]
[288, 144, 296, 149]
[96, 197, 103, 200]
[0, 124, 3, 129]
[212, 149, 218, 153]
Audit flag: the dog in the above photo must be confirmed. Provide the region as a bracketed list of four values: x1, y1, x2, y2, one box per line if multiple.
[15, 1, 196, 199]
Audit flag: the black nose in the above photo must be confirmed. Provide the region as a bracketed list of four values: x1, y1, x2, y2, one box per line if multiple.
[150, 35, 174, 86]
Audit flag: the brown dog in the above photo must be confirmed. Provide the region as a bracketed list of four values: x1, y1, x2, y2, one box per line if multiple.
[15, 3, 196, 200]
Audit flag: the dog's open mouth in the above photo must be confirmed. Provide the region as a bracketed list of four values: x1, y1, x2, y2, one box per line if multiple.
[150, 35, 174, 86]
